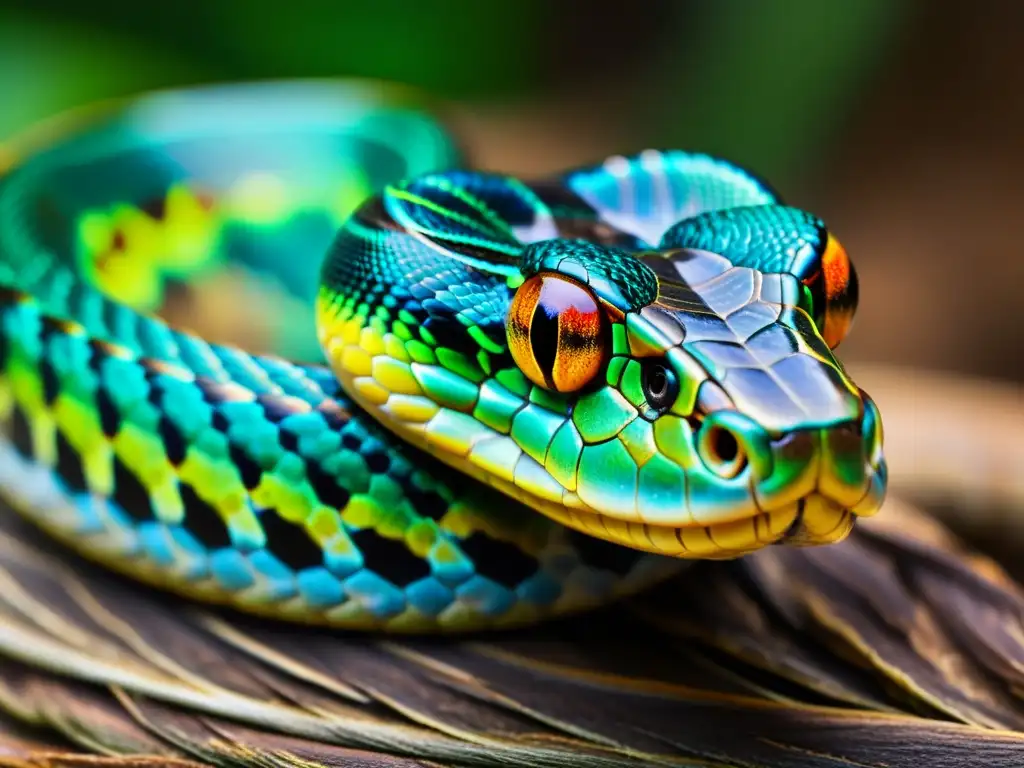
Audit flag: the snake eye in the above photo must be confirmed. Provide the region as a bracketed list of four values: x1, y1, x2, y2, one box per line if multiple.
[641, 359, 678, 411]
[802, 233, 859, 349]
[507, 272, 608, 393]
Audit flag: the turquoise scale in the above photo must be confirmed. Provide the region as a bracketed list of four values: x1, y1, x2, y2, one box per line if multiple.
[0, 82, 887, 633]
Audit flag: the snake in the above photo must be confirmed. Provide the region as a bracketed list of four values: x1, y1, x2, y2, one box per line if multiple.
[0, 82, 886, 632]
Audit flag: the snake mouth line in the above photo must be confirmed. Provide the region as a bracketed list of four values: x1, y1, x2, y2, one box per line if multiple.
[524, 491, 859, 559]
[780, 500, 806, 544]
[365, 391, 882, 562]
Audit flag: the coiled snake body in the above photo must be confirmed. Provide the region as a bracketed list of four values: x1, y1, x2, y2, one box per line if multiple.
[0, 82, 886, 632]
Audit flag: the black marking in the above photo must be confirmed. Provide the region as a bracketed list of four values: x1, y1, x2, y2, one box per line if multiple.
[211, 410, 229, 432]
[0, 286, 29, 306]
[157, 416, 187, 466]
[180, 483, 232, 550]
[421, 315, 469, 352]
[39, 359, 60, 407]
[399, 300, 429, 325]
[261, 509, 324, 571]
[229, 444, 263, 490]
[278, 427, 300, 453]
[9, 407, 34, 458]
[459, 532, 537, 588]
[341, 433, 363, 452]
[305, 462, 351, 511]
[145, 375, 164, 407]
[37, 318, 80, 406]
[96, 389, 121, 437]
[365, 451, 390, 474]
[139, 195, 169, 220]
[403, 484, 449, 521]
[349, 528, 430, 587]
[112, 458, 156, 523]
[566, 529, 643, 576]
[54, 430, 88, 494]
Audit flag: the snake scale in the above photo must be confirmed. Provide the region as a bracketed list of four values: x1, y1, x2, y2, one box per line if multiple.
[0, 82, 886, 632]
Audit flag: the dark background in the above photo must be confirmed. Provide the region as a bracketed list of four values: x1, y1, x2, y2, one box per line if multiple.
[1, 0, 1021, 384]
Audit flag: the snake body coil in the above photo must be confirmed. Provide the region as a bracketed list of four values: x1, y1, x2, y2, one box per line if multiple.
[0, 83, 886, 631]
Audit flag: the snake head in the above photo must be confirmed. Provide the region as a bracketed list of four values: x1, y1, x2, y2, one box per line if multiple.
[319, 155, 887, 559]
[500, 212, 885, 557]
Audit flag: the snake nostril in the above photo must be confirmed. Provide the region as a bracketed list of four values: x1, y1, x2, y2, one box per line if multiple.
[712, 428, 739, 462]
[699, 424, 748, 479]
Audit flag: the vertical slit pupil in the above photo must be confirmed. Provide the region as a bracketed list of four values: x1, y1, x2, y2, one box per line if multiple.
[529, 298, 559, 383]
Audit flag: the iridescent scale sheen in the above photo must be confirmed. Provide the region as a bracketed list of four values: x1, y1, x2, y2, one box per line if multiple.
[0, 84, 886, 633]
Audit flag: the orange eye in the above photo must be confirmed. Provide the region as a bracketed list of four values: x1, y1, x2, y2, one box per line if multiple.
[803, 233, 859, 349]
[507, 273, 608, 393]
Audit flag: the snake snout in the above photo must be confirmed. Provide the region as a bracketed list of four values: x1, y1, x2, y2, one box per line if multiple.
[819, 396, 882, 509]
[754, 390, 886, 545]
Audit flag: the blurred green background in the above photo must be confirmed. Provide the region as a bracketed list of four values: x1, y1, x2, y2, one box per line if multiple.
[0, 0, 907, 183]
[1, 0, 1022, 382]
